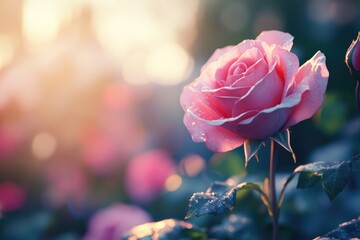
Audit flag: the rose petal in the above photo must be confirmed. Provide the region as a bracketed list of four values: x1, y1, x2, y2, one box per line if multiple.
[232, 63, 283, 116]
[230, 57, 268, 88]
[237, 93, 303, 139]
[204, 41, 257, 83]
[256, 30, 294, 51]
[180, 84, 223, 121]
[201, 45, 235, 72]
[271, 47, 300, 98]
[183, 112, 246, 152]
[284, 51, 328, 128]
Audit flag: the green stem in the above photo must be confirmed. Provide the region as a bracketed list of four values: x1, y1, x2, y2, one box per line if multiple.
[269, 140, 279, 240]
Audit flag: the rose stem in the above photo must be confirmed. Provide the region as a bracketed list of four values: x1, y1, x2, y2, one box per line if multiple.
[269, 139, 279, 240]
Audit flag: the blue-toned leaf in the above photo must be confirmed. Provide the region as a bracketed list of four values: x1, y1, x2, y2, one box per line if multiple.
[314, 216, 360, 240]
[122, 219, 205, 240]
[294, 160, 352, 201]
[186, 179, 269, 218]
[270, 129, 296, 162]
[244, 139, 264, 167]
[321, 161, 352, 201]
[297, 171, 321, 189]
[185, 181, 236, 218]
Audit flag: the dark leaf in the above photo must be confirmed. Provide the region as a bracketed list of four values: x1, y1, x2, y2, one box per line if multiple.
[279, 154, 359, 208]
[270, 129, 296, 162]
[186, 179, 268, 218]
[122, 219, 205, 240]
[314, 216, 360, 240]
[297, 171, 321, 189]
[244, 140, 264, 167]
[321, 161, 352, 201]
[186, 181, 236, 218]
[294, 160, 352, 201]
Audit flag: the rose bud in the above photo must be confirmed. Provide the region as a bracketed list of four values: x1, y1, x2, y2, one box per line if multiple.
[345, 32, 360, 80]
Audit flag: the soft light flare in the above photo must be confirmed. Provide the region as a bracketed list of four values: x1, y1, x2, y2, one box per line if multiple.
[22, 0, 65, 49]
[145, 43, 193, 85]
[0, 36, 14, 68]
[165, 174, 182, 192]
[180, 154, 205, 176]
[32, 132, 57, 160]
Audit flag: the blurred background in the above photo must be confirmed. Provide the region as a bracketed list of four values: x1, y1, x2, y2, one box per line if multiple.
[0, 0, 360, 239]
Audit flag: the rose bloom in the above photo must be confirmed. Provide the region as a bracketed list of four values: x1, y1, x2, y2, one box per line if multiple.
[181, 30, 328, 152]
[124, 150, 175, 203]
[83, 203, 152, 240]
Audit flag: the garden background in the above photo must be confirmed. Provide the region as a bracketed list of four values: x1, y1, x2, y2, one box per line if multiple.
[0, 0, 359, 239]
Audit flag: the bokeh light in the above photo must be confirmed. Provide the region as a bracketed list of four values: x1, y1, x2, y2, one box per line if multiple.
[32, 132, 57, 160]
[145, 43, 193, 85]
[180, 154, 206, 177]
[165, 174, 183, 192]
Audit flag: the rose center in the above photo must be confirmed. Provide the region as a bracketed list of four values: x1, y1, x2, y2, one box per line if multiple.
[232, 63, 247, 75]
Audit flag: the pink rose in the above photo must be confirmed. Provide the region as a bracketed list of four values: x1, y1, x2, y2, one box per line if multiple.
[83, 204, 152, 240]
[180, 30, 329, 152]
[124, 150, 175, 203]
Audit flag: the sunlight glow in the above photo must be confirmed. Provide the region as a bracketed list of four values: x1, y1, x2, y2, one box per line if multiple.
[93, 3, 173, 61]
[146, 43, 193, 85]
[0, 36, 14, 68]
[122, 53, 150, 85]
[32, 132, 57, 160]
[22, 0, 67, 49]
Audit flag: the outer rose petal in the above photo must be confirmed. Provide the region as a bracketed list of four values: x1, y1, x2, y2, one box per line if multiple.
[201, 46, 235, 72]
[271, 47, 300, 98]
[256, 30, 294, 51]
[237, 93, 303, 139]
[284, 51, 328, 128]
[181, 84, 223, 121]
[183, 112, 245, 152]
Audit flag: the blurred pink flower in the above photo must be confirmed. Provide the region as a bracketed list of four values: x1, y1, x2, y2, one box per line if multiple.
[80, 128, 117, 176]
[0, 124, 23, 158]
[101, 82, 134, 113]
[83, 203, 152, 240]
[125, 150, 176, 203]
[44, 160, 88, 207]
[0, 182, 26, 211]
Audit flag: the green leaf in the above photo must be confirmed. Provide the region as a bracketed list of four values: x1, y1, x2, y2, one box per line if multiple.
[297, 171, 321, 189]
[186, 178, 269, 218]
[314, 216, 360, 240]
[244, 139, 264, 167]
[122, 219, 206, 240]
[321, 161, 352, 201]
[279, 154, 359, 208]
[270, 129, 296, 162]
[294, 160, 352, 201]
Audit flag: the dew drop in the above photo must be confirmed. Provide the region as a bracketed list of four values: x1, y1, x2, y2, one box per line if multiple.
[199, 133, 207, 141]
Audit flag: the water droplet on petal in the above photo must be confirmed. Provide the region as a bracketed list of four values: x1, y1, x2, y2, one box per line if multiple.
[199, 133, 207, 141]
